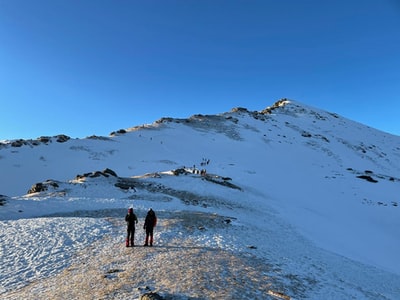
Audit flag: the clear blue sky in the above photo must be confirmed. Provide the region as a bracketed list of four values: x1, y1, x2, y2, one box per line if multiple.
[1, 0, 399, 140]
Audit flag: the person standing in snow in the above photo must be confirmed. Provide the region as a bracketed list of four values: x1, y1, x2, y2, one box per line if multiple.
[125, 208, 138, 247]
[143, 208, 157, 246]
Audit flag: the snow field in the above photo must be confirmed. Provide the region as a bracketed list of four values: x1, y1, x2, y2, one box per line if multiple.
[0, 217, 113, 293]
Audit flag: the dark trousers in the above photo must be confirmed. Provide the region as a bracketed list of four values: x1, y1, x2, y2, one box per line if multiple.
[145, 227, 154, 246]
[126, 226, 135, 246]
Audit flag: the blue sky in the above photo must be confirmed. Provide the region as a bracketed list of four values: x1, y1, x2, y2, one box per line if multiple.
[1, 0, 399, 140]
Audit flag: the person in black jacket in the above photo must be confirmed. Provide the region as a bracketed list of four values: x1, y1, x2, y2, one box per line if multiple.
[143, 208, 157, 246]
[125, 208, 138, 247]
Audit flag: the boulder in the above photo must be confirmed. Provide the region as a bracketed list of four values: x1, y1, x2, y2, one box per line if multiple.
[110, 129, 127, 136]
[27, 180, 59, 194]
[38, 136, 51, 143]
[140, 292, 164, 300]
[173, 168, 186, 176]
[11, 139, 25, 147]
[56, 134, 70, 143]
[27, 183, 47, 194]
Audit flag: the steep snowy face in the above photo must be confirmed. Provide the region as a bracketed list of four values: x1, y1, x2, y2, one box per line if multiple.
[257, 99, 400, 173]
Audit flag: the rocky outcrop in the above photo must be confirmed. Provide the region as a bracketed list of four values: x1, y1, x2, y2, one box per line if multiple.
[56, 135, 70, 143]
[11, 139, 25, 147]
[5, 134, 71, 149]
[27, 180, 59, 194]
[260, 98, 289, 114]
[0, 194, 8, 206]
[357, 175, 378, 183]
[75, 168, 118, 180]
[137, 287, 164, 300]
[140, 292, 164, 300]
[110, 129, 127, 136]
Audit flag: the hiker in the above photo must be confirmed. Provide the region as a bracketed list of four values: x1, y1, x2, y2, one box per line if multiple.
[143, 208, 157, 246]
[125, 207, 138, 247]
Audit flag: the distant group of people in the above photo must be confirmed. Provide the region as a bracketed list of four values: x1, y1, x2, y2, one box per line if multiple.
[200, 158, 210, 166]
[125, 208, 157, 247]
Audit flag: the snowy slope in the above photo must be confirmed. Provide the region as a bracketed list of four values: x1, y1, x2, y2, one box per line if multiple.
[1, 99, 400, 299]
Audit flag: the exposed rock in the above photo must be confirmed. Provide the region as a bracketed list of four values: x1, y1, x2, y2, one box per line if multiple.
[140, 292, 164, 300]
[114, 177, 137, 191]
[203, 175, 242, 190]
[11, 139, 25, 147]
[110, 129, 127, 136]
[76, 168, 118, 180]
[56, 134, 70, 143]
[27, 183, 47, 194]
[231, 107, 249, 113]
[38, 136, 51, 143]
[155, 117, 174, 124]
[172, 168, 187, 176]
[45, 180, 59, 188]
[27, 180, 59, 194]
[91, 171, 105, 178]
[86, 135, 111, 141]
[357, 175, 378, 183]
[261, 98, 289, 114]
[103, 168, 118, 177]
[0, 195, 8, 206]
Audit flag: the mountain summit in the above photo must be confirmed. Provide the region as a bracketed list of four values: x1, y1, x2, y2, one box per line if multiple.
[1, 99, 400, 299]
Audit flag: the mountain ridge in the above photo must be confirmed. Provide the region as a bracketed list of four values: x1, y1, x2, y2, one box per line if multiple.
[2, 98, 398, 144]
[1, 99, 399, 197]
[1, 99, 400, 298]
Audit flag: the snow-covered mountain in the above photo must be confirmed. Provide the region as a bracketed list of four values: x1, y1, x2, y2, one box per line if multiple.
[1, 99, 399, 299]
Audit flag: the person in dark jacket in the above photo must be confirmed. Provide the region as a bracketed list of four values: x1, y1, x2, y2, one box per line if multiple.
[125, 207, 138, 247]
[143, 208, 157, 246]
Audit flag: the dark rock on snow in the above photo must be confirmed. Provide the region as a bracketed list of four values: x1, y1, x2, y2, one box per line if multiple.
[0, 195, 8, 206]
[75, 168, 118, 180]
[140, 292, 164, 300]
[27, 180, 59, 194]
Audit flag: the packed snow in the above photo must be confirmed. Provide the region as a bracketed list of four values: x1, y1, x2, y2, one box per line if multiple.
[1, 100, 399, 299]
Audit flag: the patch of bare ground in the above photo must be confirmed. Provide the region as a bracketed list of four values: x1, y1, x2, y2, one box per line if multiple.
[2, 212, 291, 300]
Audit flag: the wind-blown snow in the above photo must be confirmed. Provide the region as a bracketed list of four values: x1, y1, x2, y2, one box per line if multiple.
[1, 100, 399, 299]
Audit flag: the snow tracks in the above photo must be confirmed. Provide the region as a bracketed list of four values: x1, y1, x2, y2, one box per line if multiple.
[2, 211, 288, 300]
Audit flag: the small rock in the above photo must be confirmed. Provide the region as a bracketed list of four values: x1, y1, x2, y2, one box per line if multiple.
[140, 292, 164, 300]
